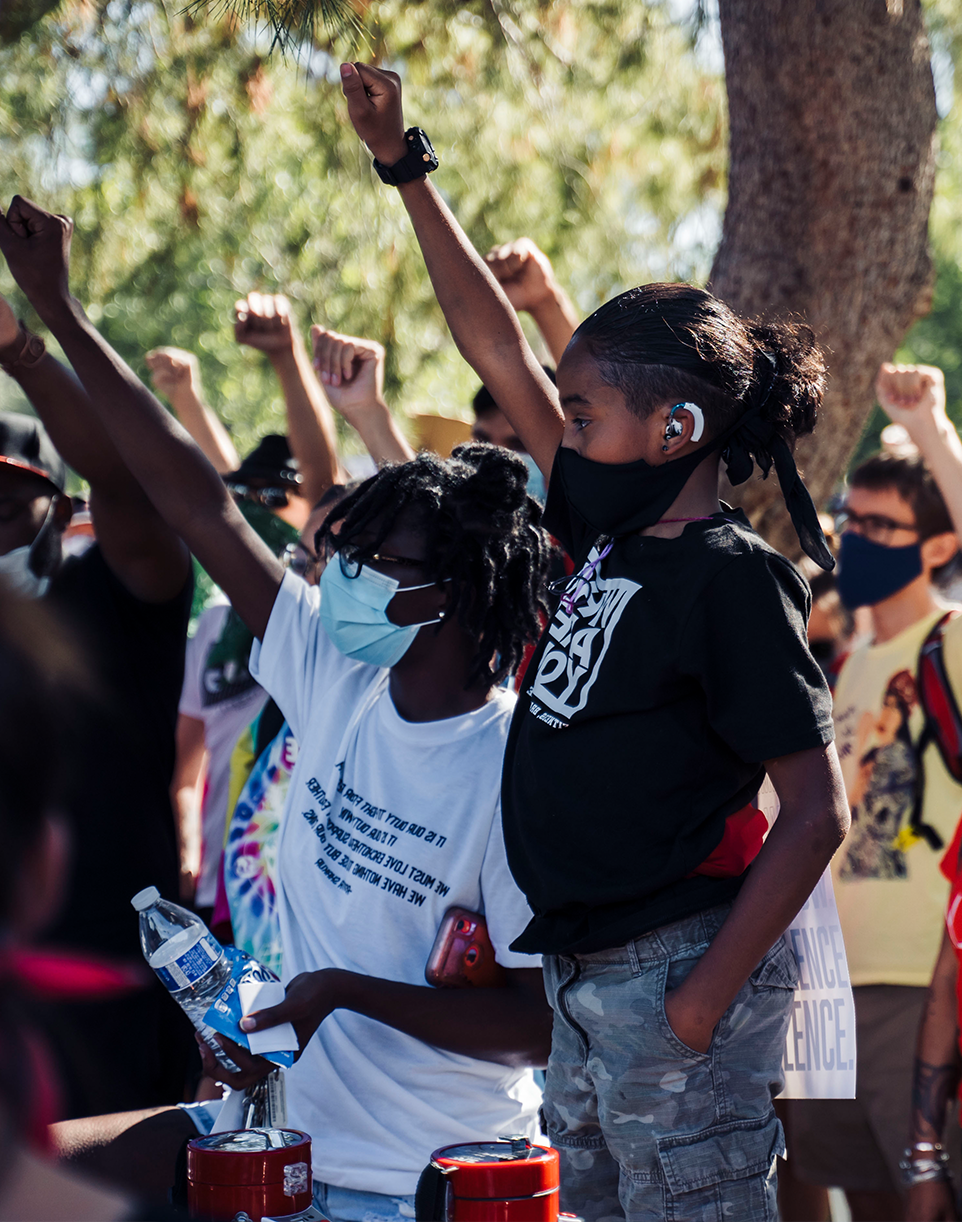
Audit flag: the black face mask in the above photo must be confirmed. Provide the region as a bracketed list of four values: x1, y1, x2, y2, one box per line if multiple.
[551, 442, 718, 538]
[545, 396, 835, 570]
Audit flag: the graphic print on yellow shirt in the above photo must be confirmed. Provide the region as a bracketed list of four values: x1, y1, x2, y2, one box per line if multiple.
[838, 665, 919, 881]
[833, 609, 962, 986]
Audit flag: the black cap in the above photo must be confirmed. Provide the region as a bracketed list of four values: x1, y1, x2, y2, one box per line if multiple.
[224, 434, 302, 487]
[0, 412, 66, 493]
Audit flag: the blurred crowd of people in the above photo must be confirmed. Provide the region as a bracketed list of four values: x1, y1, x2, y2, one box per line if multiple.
[0, 60, 961, 1222]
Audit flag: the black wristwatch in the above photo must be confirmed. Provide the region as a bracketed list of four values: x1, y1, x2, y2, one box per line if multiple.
[0, 323, 45, 374]
[373, 128, 439, 187]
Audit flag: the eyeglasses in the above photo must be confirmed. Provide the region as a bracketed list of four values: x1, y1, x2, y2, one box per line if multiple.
[283, 542, 319, 579]
[227, 482, 290, 509]
[337, 542, 427, 580]
[835, 505, 920, 547]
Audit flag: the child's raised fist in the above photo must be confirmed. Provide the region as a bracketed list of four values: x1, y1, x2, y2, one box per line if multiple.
[876, 361, 946, 428]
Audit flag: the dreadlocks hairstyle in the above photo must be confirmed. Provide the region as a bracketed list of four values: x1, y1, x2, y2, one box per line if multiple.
[317, 445, 551, 686]
[575, 282, 826, 446]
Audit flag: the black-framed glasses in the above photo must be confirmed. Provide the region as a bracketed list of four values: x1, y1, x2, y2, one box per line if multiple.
[227, 482, 290, 510]
[283, 542, 319, 579]
[337, 541, 427, 580]
[835, 506, 920, 547]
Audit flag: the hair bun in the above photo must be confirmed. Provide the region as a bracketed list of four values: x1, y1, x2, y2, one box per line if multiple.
[746, 319, 825, 442]
[448, 442, 530, 528]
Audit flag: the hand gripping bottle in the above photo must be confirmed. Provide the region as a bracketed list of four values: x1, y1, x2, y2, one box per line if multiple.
[131, 885, 240, 1073]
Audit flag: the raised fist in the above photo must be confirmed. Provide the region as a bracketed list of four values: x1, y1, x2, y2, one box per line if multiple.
[875, 362, 946, 429]
[234, 293, 295, 355]
[339, 63, 407, 168]
[485, 238, 559, 314]
[0, 196, 74, 316]
[311, 325, 385, 418]
[145, 346, 201, 399]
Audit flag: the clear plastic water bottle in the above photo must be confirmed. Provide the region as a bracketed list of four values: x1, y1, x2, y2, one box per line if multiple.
[131, 885, 239, 1073]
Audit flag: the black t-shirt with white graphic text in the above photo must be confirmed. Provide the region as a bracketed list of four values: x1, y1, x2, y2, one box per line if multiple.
[502, 501, 834, 955]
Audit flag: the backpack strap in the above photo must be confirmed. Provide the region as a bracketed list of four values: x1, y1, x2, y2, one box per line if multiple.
[911, 611, 962, 851]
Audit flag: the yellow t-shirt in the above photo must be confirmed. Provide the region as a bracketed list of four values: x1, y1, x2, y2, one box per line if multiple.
[833, 608, 962, 986]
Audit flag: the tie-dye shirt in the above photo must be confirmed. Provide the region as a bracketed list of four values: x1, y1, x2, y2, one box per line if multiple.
[222, 719, 298, 977]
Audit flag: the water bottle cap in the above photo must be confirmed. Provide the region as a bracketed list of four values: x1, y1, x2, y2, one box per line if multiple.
[130, 886, 161, 911]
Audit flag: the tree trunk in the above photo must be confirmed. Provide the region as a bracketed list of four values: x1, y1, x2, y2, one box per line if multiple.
[710, 0, 938, 559]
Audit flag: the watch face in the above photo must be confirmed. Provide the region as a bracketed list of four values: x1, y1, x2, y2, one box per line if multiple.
[409, 128, 438, 169]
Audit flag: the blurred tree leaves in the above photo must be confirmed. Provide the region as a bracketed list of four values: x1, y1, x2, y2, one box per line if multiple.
[0, 0, 726, 461]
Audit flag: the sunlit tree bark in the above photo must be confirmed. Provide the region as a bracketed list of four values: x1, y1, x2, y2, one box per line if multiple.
[711, 0, 938, 555]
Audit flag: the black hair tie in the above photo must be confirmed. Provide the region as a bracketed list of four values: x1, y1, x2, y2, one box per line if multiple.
[723, 352, 836, 572]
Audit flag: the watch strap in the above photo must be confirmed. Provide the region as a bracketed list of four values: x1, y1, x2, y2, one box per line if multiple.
[0, 323, 45, 374]
[373, 128, 438, 187]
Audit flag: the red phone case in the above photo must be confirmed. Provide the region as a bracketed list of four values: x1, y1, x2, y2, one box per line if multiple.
[424, 907, 508, 988]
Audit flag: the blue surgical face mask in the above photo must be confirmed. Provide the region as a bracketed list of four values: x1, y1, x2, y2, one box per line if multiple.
[836, 531, 924, 610]
[521, 452, 547, 505]
[319, 559, 443, 668]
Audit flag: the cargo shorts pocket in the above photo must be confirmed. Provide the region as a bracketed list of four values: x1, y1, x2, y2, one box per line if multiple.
[749, 936, 799, 992]
[656, 1113, 784, 1222]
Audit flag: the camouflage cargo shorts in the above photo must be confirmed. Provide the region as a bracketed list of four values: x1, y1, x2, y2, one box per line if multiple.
[542, 903, 797, 1222]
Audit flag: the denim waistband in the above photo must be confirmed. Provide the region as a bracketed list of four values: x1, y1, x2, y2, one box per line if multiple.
[568, 902, 733, 967]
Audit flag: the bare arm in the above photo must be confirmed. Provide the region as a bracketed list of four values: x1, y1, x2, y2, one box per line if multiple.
[905, 928, 961, 1222]
[0, 198, 282, 638]
[170, 712, 207, 904]
[0, 295, 190, 603]
[340, 63, 563, 480]
[235, 293, 344, 503]
[485, 239, 579, 366]
[198, 965, 552, 1089]
[310, 326, 415, 466]
[663, 743, 850, 1055]
[876, 363, 962, 541]
[146, 347, 240, 475]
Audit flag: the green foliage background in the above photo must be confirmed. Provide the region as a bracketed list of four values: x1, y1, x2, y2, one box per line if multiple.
[6, 0, 962, 492]
[0, 0, 726, 473]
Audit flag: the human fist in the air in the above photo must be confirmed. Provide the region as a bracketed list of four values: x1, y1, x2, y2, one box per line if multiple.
[339, 63, 408, 168]
[876, 362, 948, 438]
[234, 292, 296, 355]
[0, 197, 74, 319]
[311, 326, 385, 417]
[145, 347, 202, 400]
[485, 239, 562, 316]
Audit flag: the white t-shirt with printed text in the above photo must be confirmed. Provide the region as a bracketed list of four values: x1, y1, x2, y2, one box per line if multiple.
[249, 571, 542, 1196]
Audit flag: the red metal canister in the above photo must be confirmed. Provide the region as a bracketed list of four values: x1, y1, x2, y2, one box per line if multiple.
[186, 1128, 313, 1221]
[416, 1136, 560, 1221]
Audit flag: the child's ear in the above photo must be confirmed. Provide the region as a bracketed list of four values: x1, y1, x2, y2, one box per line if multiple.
[921, 531, 959, 572]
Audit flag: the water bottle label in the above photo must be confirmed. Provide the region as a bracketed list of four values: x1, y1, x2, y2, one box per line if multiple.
[155, 934, 220, 991]
[203, 945, 296, 1068]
